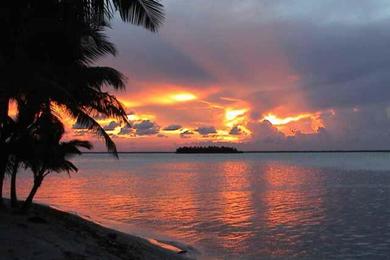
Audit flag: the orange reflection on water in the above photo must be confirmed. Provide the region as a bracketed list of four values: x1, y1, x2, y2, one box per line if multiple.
[218, 161, 253, 227]
[8, 171, 90, 213]
[129, 162, 198, 238]
[9, 170, 142, 222]
[5, 155, 330, 258]
[263, 163, 324, 228]
[214, 161, 256, 251]
[40, 176, 88, 211]
[260, 163, 325, 256]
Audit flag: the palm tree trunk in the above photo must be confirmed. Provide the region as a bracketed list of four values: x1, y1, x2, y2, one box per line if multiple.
[0, 156, 7, 207]
[22, 176, 43, 211]
[0, 94, 9, 207]
[10, 160, 19, 208]
[0, 170, 4, 207]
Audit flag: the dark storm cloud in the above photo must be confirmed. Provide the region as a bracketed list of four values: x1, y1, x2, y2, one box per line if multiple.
[276, 21, 390, 111]
[133, 120, 160, 136]
[100, 21, 214, 87]
[118, 125, 133, 135]
[163, 124, 182, 131]
[103, 121, 120, 131]
[180, 130, 194, 139]
[229, 126, 242, 135]
[195, 126, 217, 136]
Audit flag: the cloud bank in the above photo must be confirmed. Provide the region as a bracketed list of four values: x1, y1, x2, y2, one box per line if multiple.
[78, 0, 390, 151]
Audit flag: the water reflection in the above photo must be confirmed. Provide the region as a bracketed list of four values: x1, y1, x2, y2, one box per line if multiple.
[4, 153, 390, 258]
[263, 163, 325, 228]
[261, 163, 326, 256]
[212, 161, 255, 252]
[218, 162, 253, 227]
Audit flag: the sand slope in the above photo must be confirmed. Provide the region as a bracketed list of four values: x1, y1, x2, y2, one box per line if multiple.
[0, 203, 189, 259]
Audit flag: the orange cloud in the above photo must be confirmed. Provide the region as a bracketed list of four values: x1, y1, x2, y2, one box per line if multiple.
[150, 92, 197, 104]
[263, 112, 324, 136]
[264, 113, 313, 125]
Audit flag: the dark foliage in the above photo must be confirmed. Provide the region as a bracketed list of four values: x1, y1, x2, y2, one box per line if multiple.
[0, 0, 165, 207]
[176, 146, 242, 154]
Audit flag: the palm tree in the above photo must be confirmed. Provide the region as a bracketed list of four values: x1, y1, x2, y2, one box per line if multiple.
[6, 98, 48, 208]
[0, 0, 165, 204]
[0, 0, 164, 126]
[20, 110, 92, 211]
[18, 24, 129, 153]
[3, 19, 127, 207]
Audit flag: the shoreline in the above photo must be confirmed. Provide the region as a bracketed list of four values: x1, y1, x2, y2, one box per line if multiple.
[0, 201, 194, 259]
[47, 202, 199, 258]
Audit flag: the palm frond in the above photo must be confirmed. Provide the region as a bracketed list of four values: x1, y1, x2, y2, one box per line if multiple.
[65, 140, 93, 150]
[112, 0, 164, 32]
[80, 27, 116, 64]
[79, 66, 126, 90]
[48, 160, 79, 175]
[81, 90, 129, 123]
[33, 110, 65, 143]
[70, 108, 118, 157]
[5, 155, 17, 176]
[61, 140, 93, 156]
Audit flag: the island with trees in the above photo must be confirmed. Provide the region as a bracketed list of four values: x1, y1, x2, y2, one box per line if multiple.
[176, 146, 242, 153]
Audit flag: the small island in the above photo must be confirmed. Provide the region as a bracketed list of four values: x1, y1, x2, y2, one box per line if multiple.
[176, 146, 242, 153]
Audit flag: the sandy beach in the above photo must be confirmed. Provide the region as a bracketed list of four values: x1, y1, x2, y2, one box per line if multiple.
[0, 202, 191, 260]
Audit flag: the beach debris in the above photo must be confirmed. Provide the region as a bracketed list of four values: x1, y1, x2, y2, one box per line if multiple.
[147, 238, 186, 254]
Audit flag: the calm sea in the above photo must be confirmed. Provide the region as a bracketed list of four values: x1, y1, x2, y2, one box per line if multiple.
[6, 153, 390, 259]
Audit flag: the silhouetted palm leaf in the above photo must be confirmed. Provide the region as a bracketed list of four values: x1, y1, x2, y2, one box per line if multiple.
[78, 66, 126, 90]
[80, 27, 117, 64]
[112, 0, 164, 31]
[82, 0, 164, 31]
[62, 140, 93, 155]
[70, 109, 118, 156]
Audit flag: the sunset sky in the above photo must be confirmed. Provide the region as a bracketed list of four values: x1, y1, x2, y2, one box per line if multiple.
[69, 0, 390, 151]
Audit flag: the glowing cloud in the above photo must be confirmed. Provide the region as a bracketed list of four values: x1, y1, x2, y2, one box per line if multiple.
[151, 92, 198, 105]
[127, 113, 155, 121]
[225, 109, 247, 121]
[263, 113, 324, 136]
[264, 113, 312, 125]
[171, 93, 197, 102]
[225, 108, 247, 127]
[119, 100, 141, 108]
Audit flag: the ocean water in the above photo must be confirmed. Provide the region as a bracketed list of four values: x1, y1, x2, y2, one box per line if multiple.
[6, 152, 390, 259]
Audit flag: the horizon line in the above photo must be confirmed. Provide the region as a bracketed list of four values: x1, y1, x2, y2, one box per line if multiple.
[84, 150, 390, 154]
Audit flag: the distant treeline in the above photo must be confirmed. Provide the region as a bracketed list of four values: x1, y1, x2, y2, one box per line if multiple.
[176, 146, 242, 153]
